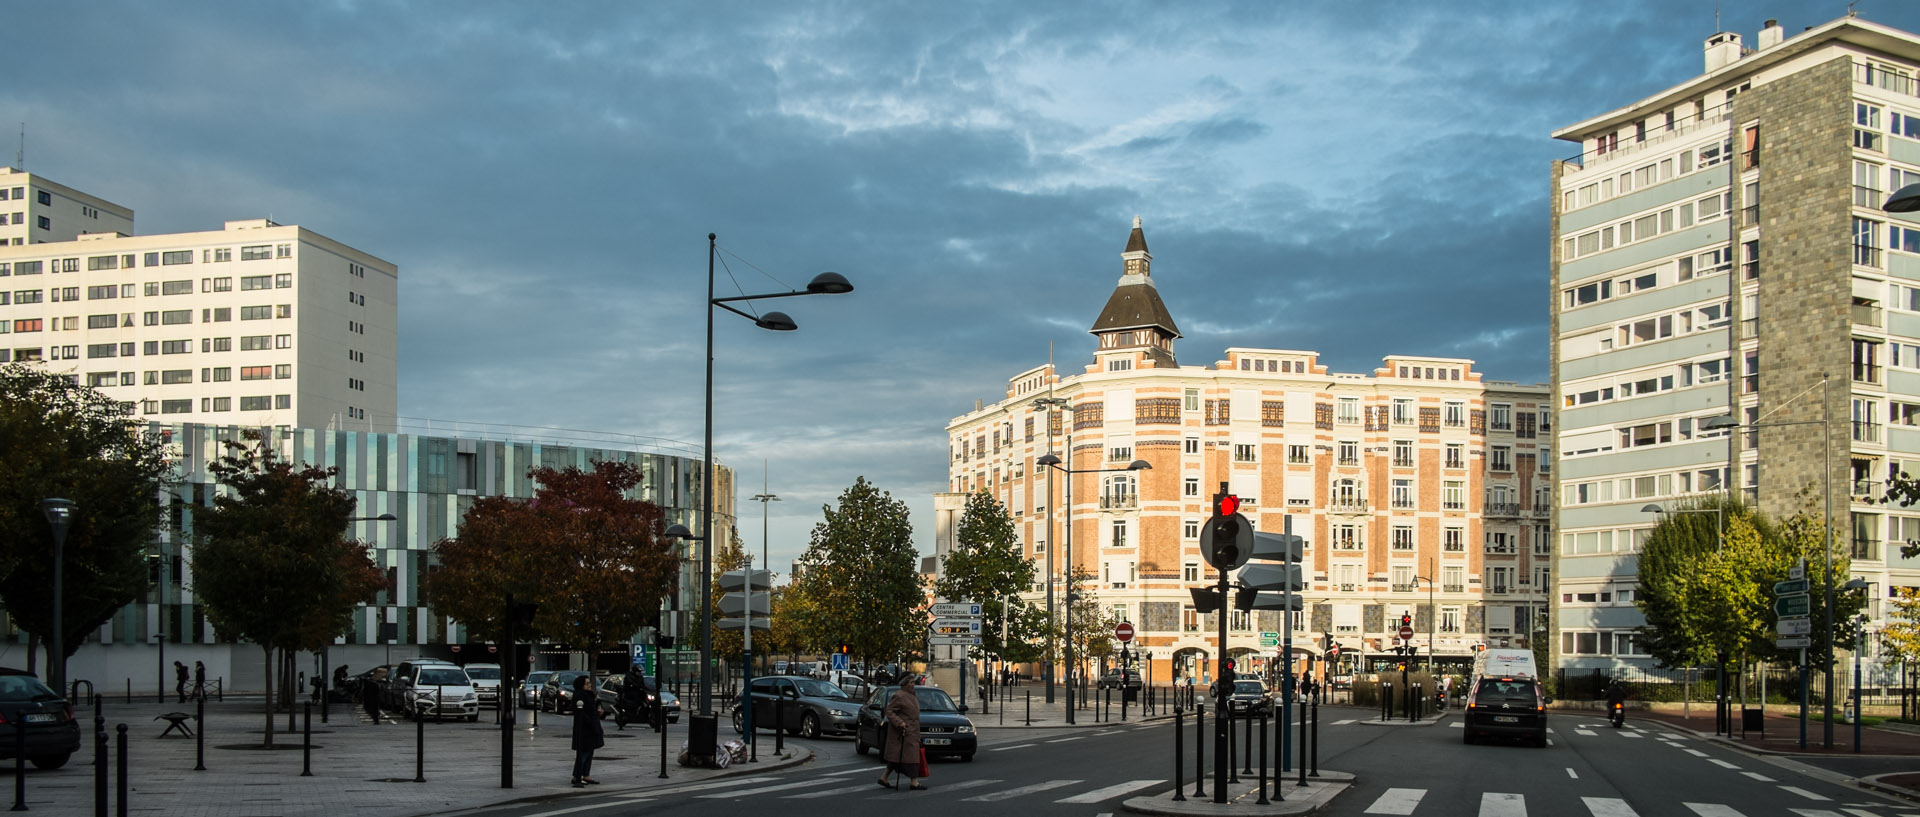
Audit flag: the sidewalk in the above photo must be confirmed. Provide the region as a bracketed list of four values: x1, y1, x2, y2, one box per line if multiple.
[1619, 704, 1920, 756]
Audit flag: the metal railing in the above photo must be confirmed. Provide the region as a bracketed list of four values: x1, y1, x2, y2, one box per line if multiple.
[1854, 421, 1883, 444]
[1854, 303, 1884, 328]
[1856, 244, 1884, 268]
[1099, 493, 1137, 510]
[1484, 502, 1520, 518]
[1328, 500, 1369, 514]
[1854, 537, 1883, 561]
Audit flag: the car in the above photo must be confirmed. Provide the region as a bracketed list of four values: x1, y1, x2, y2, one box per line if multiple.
[1224, 679, 1273, 717]
[598, 673, 680, 726]
[398, 665, 480, 721]
[854, 685, 976, 762]
[1461, 675, 1549, 747]
[541, 671, 595, 713]
[462, 663, 503, 708]
[517, 671, 553, 709]
[830, 672, 871, 700]
[0, 669, 80, 769]
[1097, 669, 1143, 690]
[730, 675, 860, 739]
[382, 659, 458, 712]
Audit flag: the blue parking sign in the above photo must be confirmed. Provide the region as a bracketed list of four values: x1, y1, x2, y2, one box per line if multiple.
[831, 652, 849, 671]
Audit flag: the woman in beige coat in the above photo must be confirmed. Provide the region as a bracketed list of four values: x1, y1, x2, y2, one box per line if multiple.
[878, 675, 925, 790]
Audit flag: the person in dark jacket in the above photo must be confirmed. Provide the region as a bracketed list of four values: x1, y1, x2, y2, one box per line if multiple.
[878, 675, 925, 790]
[571, 675, 604, 787]
[192, 661, 207, 700]
[174, 661, 189, 703]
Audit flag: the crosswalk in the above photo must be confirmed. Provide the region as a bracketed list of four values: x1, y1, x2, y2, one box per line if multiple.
[686, 771, 1164, 804]
[1358, 788, 1918, 817]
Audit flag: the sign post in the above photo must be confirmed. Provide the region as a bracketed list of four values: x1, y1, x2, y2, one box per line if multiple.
[1774, 565, 1810, 751]
[931, 600, 981, 710]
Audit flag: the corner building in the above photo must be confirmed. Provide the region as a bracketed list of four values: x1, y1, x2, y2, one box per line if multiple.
[1550, 15, 1920, 685]
[945, 219, 1549, 684]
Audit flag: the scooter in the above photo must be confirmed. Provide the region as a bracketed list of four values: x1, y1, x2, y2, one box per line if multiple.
[1609, 700, 1625, 728]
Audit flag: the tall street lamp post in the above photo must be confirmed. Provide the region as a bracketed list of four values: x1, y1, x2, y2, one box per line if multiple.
[1031, 396, 1069, 703]
[695, 233, 852, 719]
[40, 498, 74, 695]
[1035, 451, 1149, 725]
[322, 513, 396, 719]
[750, 479, 779, 677]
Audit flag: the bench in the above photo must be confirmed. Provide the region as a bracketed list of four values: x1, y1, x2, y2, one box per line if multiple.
[155, 712, 194, 738]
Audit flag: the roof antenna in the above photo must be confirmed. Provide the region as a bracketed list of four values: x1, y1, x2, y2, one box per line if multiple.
[15, 123, 23, 171]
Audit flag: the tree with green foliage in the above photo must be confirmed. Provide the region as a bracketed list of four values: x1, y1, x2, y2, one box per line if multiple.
[191, 436, 385, 745]
[933, 491, 1041, 662]
[426, 461, 678, 651]
[1064, 565, 1117, 672]
[1882, 587, 1920, 669]
[789, 477, 921, 671]
[0, 365, 172, 683]
[1636, 498, 1773, 672]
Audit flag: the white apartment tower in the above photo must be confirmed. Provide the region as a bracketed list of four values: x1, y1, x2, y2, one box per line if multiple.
[1550, 15, 1920, 681]
[0, 172, 396, 431]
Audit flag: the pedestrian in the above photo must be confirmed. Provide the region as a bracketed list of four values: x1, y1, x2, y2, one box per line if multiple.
[192, 661, 207, 700]
[333, 665, 350, 699]
[878, 675, 926, 791]
[174, 661, 188, 703]
[570, 675, 604, 787]
[363, 666, 387, 724]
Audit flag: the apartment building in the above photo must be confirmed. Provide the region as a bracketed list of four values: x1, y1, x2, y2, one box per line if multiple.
[0, 167, 133, 245]
[1550, 15, 1920, 682]
[944, 218, 1550, 684]
[0, 211, 397, 431]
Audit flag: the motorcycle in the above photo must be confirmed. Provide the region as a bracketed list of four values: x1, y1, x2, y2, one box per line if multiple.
[1609, 700, 1624, 728]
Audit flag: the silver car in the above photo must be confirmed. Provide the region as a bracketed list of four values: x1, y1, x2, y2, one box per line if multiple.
[730, 675, 861, 739]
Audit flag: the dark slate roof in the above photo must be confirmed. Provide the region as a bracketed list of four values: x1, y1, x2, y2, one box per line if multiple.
[1090, 282, 1181, 338]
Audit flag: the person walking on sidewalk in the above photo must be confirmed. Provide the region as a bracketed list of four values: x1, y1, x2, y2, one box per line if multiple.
[571, 675, 604, 787]
[192, 661, 207, 700]
[174, 661, 189, 703]
[363, 666, 387, 723]
[879, 675, 925, 791]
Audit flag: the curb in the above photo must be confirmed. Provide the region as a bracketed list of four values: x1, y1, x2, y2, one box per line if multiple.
[1121, 770, 1355, 816]
[1859, 773, 1920, 803]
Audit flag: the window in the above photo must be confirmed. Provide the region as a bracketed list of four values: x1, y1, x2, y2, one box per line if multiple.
[1332, 524, 1363, 550]
[1183, 563, 1200, 582]
[1184, 389, 1199, 412]
[1859, 103, 1885, 151]
[1110, 520, 1128, 549]
[160, 400, 191, 414]
[240, 245, 272, 261]
[1391, 526, 1414, 551]
[207, 367, 230, 382]
[160, 251, 192, 266]
[1337, 440, 1358, 465]
[1233, 443, 1256, 463]
[275, 273, 293, 288]
[1490, 403, 1512, 431]
[1391, 398, 1414, 425]
[1487, 531, 1515, 554]
[240, 275, 272, 291]
[1443, 402, 1465, 428]
[1442, 480, 1464, 510]
[1619, 421, 1673, 450]
[159, 369, 192, 385]
[11, 319, 40, 333]
[1444, 443, 1464, 469]
[1444, 527, 1464, 553]
[276, 335, 291, 349]
[276, 364, 291, 379]
[1392, 479, 1413, 509]
[1490, 446, 1512, 472]
[1184, 477, 1199, 498]
[239, 396, 271, 411]
[1336, 397, 1360, 425]
[1392, 439, 1413, 467]
[1287, 444, 1309, 464]
[240, 366, 273, 381]
[159, 340, 189, 355]
[1184, 520, 1199, 540]
[1184, 436, 1199, 455]
[240, 305, 272, 321]
[240, 335, 272, 351]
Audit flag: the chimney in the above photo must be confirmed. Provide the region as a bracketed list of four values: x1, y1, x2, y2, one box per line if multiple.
[1705, 31, 1743, 72]
[1756, 19, 1784, 50]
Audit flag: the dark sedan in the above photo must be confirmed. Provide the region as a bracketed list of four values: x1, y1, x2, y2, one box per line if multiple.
[730, 675, 860, 739]
[854, 685, 976, 762]
[0, 669, 79, 769]
[1224, 679, 1272, 717]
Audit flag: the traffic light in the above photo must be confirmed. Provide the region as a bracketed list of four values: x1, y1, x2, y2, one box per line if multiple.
[1203, 492, 1252, 570]
[1401, 612, 1412, 629]
[1323, 632, 1333, 651]
[838, 643, 850, 655]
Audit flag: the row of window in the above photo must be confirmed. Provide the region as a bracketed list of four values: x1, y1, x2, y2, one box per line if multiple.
[0, 245, 292, 278]
[2, 333, 294, 355]
[1561, 467, 1729, 511]
[0, 274, 293, 304]
[138, 394, 290, 415]
[82, 364, 293, 388]
[1561, 191, 1731, 263]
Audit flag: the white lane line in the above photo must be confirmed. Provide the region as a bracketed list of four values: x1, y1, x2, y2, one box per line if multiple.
[1619, 731, 1644, 738]
[1450, 722, 1464, 728]
[1684, 748, 1710, 757]
[1055, 780, 1165, 804]
[1584, 797, 1640, 817]
[1364, 788, 1426, 815]
[1481, 792, 1527, 817]
[1046, 736, 1084, 743]
[787, 783, 891, 799]
[963, 779, 1081, 802]
[1780, 786, 1832, 801]
[1683, 805, 1746, 817]
[1843, 809, 1885, 817]
[1566, 768, 1579, 779]
[698, 778, 840, 798]
[1707, 759, 1740, 769]
[992, 742, 1036, 751]
[1787, 810, 1844, 817]
[1742, 772, 1776, 782]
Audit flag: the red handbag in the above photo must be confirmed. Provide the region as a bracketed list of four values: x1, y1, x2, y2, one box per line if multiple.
[918, 747, 930, 778]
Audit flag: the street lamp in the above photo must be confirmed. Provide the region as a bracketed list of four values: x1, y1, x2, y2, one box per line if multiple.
[696, 232, 852, 720]
[1035, 450, 1150, 725]
[1030, 395, 1070, 704]
[1886, 183, 1920, 213]
[40, 498, 74, 695]
[1845, 579, 1869, 753]
[749, 482, 779, 676]
[1411, 562, 1435, 673]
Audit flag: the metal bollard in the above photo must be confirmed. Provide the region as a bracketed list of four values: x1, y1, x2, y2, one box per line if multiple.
[1242, 707, 1253, 775]
[12, 722, 25, 812]
[414, 710, 425, 783]
[216, 679, 223, 703]
[301, 703, 312, 777]
[114, 724, 126, 817]
[1172, 707, 1185, 802]
[92, 729, 106, 817]
[1192, 703, 1206, 799]
[124, 680, 129, 704]
[1310, 696, 1320, 777]
[1257, 713, 1270, 805]
[193, 695, 205, 771]
[1298, 695, 1308, 787]
[501, 694, 514, 790]
[1024, 690, 1032, 725]
[774, 699, 784, 756]
[1227, 706, 1238, 784]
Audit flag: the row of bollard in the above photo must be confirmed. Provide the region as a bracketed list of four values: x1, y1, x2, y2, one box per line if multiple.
[1167, 695, 1320, 805]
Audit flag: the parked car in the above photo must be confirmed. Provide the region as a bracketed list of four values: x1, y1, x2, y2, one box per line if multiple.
[0, 669, 79, 769]
[382, 659, 458, 712]
[830, 671, 871, 700]
[1462, 675, 1549, 747]
[1097, 669, 1143, 690]
[397, 665, 479, 721]
[541, 671, 595, 713]
[729, 675, 860, 739]
[1225, 679, 1272, 717]
[598, 673, 680, 726]
[462, 663, 503, 708]
[854, 684, 975, 761]
[518, 671, 554, 709]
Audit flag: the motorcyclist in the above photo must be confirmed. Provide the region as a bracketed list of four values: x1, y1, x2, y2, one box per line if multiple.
[1604, 679, 1627, 724]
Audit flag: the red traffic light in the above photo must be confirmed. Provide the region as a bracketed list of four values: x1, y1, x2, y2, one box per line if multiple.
[1223, 659, 1236, 672]
[1401, 613, 1412, 628]
[1216, 494, 1240, 516]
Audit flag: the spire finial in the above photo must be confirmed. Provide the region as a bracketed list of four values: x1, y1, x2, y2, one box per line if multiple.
[1132, 214, 1142, 229]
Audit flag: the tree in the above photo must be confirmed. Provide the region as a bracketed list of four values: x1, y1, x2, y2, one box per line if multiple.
[933, 491, 1039, 661]
[1635, 498, 1772, 672]
[1064, 565, 1117, 673]
[1881, 587, 1920, 670]
[0, 365, 171, 679]
[426, 461, 678, 652]
[789, 477, 921, 670]
[191, 435, 384, 745]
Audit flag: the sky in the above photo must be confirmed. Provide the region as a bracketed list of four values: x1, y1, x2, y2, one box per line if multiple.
[12, 0, 1919, 575]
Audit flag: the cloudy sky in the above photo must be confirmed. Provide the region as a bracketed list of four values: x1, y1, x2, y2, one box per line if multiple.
[13, 0, 1916, 570]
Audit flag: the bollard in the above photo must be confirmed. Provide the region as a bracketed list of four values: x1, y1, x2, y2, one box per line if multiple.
[1172, 707, 1185, 802]
[1227, 706, 1238, 784]
[1257, 712, 1271, 805]
[301, 703, 313, 777]
[1242, 706, 1253, 775]
[216, 679, 223, 703]
[1024, 690, 1032, 725]
[11, 721, 24, 812]
[501, 694, 513, 790]
[92, 728, 105, 817]
[114, 724, 126, 817]
[124, 679, 129, 704]
[414, 710, 425, 783]
[1298, 694, 1308, 787]
[1310, 696, 1320, 777]
[193, 695, 205, 771]
[1192, 703, 1206, 799]
[774, 699, 784, 756]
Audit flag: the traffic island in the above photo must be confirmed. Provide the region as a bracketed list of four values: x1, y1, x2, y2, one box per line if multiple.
[1121, 769, 1353, 816]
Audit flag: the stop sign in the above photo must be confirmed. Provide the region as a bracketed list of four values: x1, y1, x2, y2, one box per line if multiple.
[1399, 625, 1414, 640]
[1115, 622, 1135, 643]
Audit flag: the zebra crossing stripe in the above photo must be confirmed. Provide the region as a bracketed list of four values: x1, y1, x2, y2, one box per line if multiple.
[1335, 719, 1359, 725]
[1583, 797, 1639, 817]
[1619, 731, 1643, 738]
[1779, 786, 1831, 801]
[1683, 804, 1746, 817]
[1481, 792, 1526, 817]
[1364, 787, 1426, 814]
[1741, 772, 1775, 782]
[1786, 810, 1845, 817]
[1683, 748, 1709, 757]
[1842, 808, 1885, 817]
[1055, 780, 1163, 803]
[699, 778, 839, 798]
[1576, 729, 1598, 736]
[905, 778, 998, 795]
[786, 783, 887, 799]
[1705, 759, 1739, 769]
[963, 780, 1081, 802]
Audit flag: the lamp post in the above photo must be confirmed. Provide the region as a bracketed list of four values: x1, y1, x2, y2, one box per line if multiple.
[695, 233, 851, 718]
[1844, 579, 1869, 753]
[40, 498, 74, 695]
[1411, 563, 1435, 673]
[1035, 451, 1150, 725]
[324, 513, 396, 716]
[1031, 396, 1069, 703]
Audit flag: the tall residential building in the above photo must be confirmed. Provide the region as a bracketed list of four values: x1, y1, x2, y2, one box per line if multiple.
[0, 205, 397, 430]
[0, 167, 133, 245]
[945, 218, 1549, 685]
[1549, 15, 1920, 682]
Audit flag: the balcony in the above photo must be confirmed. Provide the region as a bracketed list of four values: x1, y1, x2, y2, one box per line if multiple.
[1528, 506, 1551, 518]
[1487, 584, 1511, 595]
[1854, 303, 1885, 328]
[1856, 244, 1884, 269]
[1331, 538, 1364, 551]
[1328, 499, 1370, 515]
[1853, 479, 1883, 500]
[1855, 363, 1882, 386]
[1854, 537, 1883, 561]
[1443, 584, 1464, 593]
[1853, 421, 1882, 444]
[1099, 493, 1138, 510]
[1338, 584, 1355, 592]
[1485, 502, 1520, 518]
[1391, 583, 1416, 593]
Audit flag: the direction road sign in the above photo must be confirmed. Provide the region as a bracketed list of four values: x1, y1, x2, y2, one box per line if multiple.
[930, 618, 983, 634]
[1115, 622, 1135, 642]
[930, 602, 982, 617]
[929, 635, 981, 647]
[1773, 579, 1810, 596]
[1777, 617, 1813, 636]
[830, 653, 849, 671]
[1775, 636, 1812, 649]
[717, 591, 769, 616]
[1399, 625, 1415, 640]
[1259, 634, 1278, 648]
[1774, 595, 1811, 617]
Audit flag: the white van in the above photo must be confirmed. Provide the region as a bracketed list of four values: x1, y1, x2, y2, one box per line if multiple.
[1471, 649, 1538, 681]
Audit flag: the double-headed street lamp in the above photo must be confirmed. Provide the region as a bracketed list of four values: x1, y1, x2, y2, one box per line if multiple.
[1034, 450, 1149, 725]
[1030, 396, 1070, 703]
[691, 233, 852, 721]
[40, 498, 74, 695]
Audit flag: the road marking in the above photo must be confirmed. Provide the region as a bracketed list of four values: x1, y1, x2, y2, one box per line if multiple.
[1364, 788, 1426, 815]
[890, 778, 998, 796]
[1683, 748, 1710, 757]
[1335, 719, 1358, 725]
[699, 778, 839, 798]
[787, 783, 890, 799]
[963, 780, 1081, 802]
[1684, 805, 1746, 817]
[1046, 736, 1084, 743]
[1707, 759, 1740, 769]
[1055, 780, 1164, 803]
[1787, 810, 1845, 817]
[521, 776, 779, 812]
[1583, 797, 1640, 817]
[1566, 768, 1578, 779]
[992, 743, 1036, 751]
[1741, 772, 1775, 782]
[821, 767, 870, 775]
[1843, 809, 1884, 817]
[1576, 729, 1598, 736]
[1619, 731, 1644, 738]
[1779, 786, 1832, 801]
[1450, 722, 1463, 728]
[1481, 792, 1526, 817]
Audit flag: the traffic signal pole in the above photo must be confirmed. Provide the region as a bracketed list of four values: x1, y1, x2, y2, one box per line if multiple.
[1279, 514, 1292, 775]
[1213, 557, 1230, 804]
